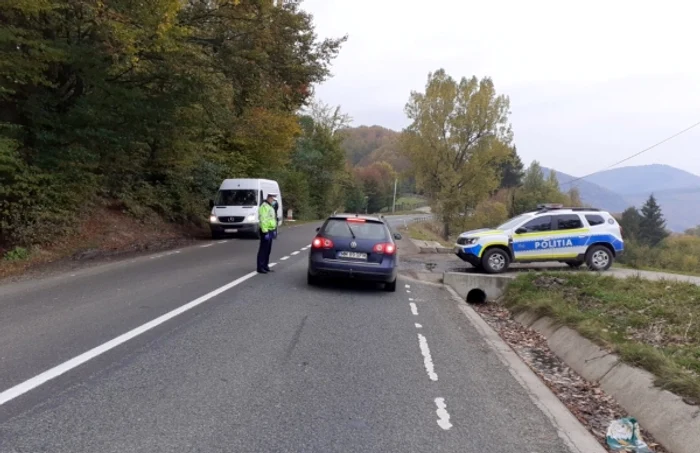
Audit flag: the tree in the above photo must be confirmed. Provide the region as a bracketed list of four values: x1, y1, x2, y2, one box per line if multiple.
[639, 194, 669, 247]
[355, 161, 397, 213]
[498, 146, 525, 189]
[401, 69, 512, 238]
[619, 207, 642, 241]
[510, 161, 575, 214]
[685, 225, 700, 237]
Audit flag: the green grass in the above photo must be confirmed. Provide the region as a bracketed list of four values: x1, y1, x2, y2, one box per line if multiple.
[402, 221, 453, 247]
[504, 272, 700, 401]
[614, 262, 700, 278]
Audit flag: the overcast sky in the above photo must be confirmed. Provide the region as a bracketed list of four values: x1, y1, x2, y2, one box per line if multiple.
[303, 0, 700, 177]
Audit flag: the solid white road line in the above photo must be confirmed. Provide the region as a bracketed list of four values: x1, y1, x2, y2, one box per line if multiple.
[417, 334, 438, 381]
[217, 241, 227, 244]
[291, 251, 300, 256]
[0, 271, 259, 407]
[410, 303, 418, 316]
[200, 243, 214, 248]
[435, 398, 453, 430]
[279, 256, 290, 261]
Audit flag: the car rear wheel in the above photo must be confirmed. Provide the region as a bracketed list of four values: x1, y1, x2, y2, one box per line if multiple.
[481, 248, 510, 274]
[307, 271, 319, 286]
[384, 279, 397, 292]
[586, 245, 613, 271]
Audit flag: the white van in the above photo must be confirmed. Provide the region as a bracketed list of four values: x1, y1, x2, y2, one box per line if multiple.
[209, 179, 283, 239]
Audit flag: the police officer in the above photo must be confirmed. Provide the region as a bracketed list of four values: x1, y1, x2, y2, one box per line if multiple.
[257, 193, 277, 274]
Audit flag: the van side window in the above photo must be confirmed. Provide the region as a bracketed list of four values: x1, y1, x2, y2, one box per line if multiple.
[556, 214, 583, 230]
[586, 214, 605, 226]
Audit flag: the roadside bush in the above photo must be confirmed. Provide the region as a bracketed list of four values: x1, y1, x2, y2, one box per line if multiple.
[3, 246, 30, 261]
[619, 235, 700, 274]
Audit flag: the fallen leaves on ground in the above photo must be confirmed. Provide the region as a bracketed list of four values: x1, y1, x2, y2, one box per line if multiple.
[472, 301, 668, 453]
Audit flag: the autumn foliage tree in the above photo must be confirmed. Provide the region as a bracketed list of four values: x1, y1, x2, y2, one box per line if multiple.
[401, 69, 513, 238]
[0, 0, 346, 247]
[354, 161, 397, 213]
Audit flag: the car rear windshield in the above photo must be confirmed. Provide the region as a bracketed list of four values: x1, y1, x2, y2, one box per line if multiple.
[215, 189, 257, 207]
[323, 219, 389, 240]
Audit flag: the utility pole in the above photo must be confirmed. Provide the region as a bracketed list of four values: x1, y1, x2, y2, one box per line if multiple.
[392, 178, 398, 213]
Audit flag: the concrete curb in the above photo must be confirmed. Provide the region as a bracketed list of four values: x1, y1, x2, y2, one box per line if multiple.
[408, 238, 451, 254]
[444, 285, 607, 453]
[514, 313, 700, 453]
[439, 271, 699, 453]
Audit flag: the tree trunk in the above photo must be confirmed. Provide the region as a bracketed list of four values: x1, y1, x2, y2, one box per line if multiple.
[442, 219, 450, 241]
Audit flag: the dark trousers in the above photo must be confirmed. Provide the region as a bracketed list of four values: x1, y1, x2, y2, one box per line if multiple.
[257, 233, 273, 271]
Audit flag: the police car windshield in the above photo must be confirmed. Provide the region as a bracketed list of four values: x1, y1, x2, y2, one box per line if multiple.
[497, 214, 532, 230]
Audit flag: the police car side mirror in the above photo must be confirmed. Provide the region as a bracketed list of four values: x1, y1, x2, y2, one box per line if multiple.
[515, 227, 527, 235]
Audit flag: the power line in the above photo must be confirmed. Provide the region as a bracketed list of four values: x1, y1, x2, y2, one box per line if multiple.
[561, 119, 700, 188]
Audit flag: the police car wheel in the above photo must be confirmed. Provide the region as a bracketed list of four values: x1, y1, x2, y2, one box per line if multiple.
[482, 248, 510, 274]
[586, 245, 612, 271]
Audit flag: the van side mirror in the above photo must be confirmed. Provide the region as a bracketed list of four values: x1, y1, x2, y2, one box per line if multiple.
[394, 232, 403, 240]
[515, 227, 527, 235]
[209, 199, 214, 209]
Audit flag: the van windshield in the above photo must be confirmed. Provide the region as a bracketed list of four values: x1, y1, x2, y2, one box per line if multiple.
[215, 190, 258, 207]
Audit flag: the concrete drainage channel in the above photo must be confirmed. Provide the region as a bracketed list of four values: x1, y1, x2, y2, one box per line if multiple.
[414, 270, 698, 453]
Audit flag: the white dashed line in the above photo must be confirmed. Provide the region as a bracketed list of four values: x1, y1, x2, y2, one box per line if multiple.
[435, 398, 453, 430]
[410, 303, 418, 316]
[301, 246, 310, 250]
[269, 263, 278, 267]
[417, 334, 438, 381]
[291, 251, 300, 256]
[0, 270, 260, 407]
[200, 243, 214, 248]
[280, 256, 290, 261]
[405, 284, 411, 288]
[415, 323, 422, 328]
[217, 241, 227, 244]
[406, 290, 411, 294]
[409, 298, 414, 301]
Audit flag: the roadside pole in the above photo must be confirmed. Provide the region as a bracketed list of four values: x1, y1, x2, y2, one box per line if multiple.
[392, 178, 398, 213]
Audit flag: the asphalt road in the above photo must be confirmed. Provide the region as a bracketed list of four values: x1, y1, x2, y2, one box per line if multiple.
[0, 214, 572, 453]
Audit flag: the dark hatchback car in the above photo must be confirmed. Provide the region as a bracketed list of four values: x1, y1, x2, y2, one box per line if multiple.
[307, 214, 402, 291]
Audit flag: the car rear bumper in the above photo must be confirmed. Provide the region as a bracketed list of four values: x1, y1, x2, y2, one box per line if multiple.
[308, 257, 397, 282]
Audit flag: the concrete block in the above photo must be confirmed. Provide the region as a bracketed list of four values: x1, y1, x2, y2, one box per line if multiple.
[514, 311, 541, 328]
[600, 363, 700, 453]
[546, 325, 619, 383]
[443, 271, 515, 302]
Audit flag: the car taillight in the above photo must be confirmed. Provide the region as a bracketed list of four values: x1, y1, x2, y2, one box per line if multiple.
[373, 242, 396, 255]
[312, 236, 334, 249]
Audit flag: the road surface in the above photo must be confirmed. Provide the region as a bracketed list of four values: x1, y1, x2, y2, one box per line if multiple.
[0, 215, 574, 453]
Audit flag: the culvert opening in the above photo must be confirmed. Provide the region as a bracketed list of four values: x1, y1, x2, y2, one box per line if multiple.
[466, 288, 487, 304]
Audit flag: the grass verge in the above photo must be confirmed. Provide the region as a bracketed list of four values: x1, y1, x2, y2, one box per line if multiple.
[401, 221, 453, 247]
[503, 272, 700, 402]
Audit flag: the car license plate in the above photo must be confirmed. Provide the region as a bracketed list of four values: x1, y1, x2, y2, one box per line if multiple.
[338, 251, 367, 260]
[224, 229, 238, 233]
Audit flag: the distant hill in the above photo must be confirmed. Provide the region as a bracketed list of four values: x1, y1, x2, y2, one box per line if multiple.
[542, 167, 629, 213]
[338, 125, 410, 172]
[545, 164, 700, 232]
[584, 164, 700, 195]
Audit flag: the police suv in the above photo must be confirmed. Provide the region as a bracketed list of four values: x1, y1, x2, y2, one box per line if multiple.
[454, 205, 624, 274]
